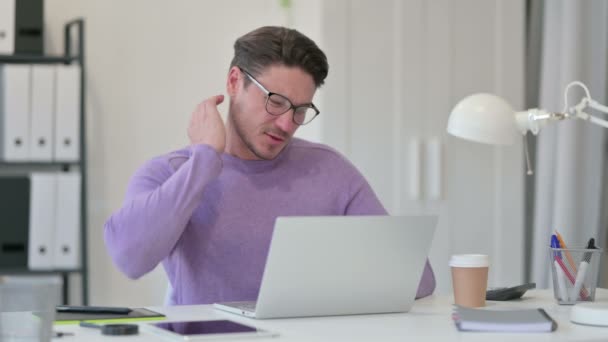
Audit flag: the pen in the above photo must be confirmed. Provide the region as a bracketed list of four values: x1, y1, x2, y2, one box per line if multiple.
[555, 230, 577, 273]
[551, 235, 569, 301]
[555, 261, 569, 301]
[555, 257, 578, 285]
[551, 235, 560, 258]
[572, 238, 596, 301]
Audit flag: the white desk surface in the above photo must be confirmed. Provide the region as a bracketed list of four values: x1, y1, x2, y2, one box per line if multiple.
[54, 289, 608, 341]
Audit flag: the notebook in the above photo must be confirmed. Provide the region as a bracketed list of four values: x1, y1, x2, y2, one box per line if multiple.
[452, 306, 557, 332]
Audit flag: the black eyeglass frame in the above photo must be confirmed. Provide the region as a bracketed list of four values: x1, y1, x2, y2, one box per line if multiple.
[238, 67, 320, 126]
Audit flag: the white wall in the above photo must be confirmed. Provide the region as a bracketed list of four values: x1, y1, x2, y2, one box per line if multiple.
[320, 0, 525, 294]
[45, 0, 323, 306]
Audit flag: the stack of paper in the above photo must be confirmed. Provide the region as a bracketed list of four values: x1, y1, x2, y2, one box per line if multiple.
[452, 306, 557, 332]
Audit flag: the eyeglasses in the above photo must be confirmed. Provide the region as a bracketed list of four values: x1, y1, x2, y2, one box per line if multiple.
[239, 67, 320, 126]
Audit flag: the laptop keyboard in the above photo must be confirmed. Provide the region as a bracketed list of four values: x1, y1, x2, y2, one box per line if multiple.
[226, 301, 257, 312]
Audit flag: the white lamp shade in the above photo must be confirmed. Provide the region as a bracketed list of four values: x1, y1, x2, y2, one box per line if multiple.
[447, 93, 520, 145]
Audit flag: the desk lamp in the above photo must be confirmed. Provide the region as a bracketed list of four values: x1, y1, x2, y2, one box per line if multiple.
[447, 81, 608, 175]
[446, 81, 608, 327]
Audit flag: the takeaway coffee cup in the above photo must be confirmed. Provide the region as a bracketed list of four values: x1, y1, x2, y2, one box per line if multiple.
[450, 254, 489, 307]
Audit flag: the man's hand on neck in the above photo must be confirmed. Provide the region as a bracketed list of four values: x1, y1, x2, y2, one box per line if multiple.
[188, 95, 226, 154]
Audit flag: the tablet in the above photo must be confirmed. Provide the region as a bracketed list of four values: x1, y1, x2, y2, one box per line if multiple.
[143, 319, 278, 340]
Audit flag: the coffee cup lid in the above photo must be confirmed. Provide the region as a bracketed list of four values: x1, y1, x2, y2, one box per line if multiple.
[449, 254, 489, 267]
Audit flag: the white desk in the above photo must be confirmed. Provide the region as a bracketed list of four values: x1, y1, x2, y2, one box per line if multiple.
[55, 289, 608, 341]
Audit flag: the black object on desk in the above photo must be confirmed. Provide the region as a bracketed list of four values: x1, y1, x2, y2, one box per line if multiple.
[79, 322, 139, 336]
[57, 305, 131, 315]
[53, 331, 75, 338]
[486, 282, 536, 301]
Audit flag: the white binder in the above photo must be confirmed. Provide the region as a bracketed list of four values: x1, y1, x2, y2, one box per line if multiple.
[53, 172, 80, 269]
[30, 65, 55, 161]
[0, 0, 16, 54]
[28, 173, 56, 270]
[0, 64, 31, 161]
[54, 64, 80, 162]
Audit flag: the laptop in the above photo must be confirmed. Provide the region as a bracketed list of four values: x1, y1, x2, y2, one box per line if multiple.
[213, 215, 438, 319]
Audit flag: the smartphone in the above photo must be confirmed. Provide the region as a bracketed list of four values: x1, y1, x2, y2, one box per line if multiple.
[142, 320, 278, 340]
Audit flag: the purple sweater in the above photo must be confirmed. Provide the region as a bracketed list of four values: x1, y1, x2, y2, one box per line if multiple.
[104, 138, 435, 305]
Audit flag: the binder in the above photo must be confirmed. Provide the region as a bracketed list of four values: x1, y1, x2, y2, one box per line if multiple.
[13, 0, 44, 55]
[0, 176, 30, 268]
[54, 64, 80, 162]
[0, 64, 31, 161]
[53, 172, 81, 269]
[28, 173, 56, 270]
[29, 65, 55, 161]
[0, 0, 16, 54]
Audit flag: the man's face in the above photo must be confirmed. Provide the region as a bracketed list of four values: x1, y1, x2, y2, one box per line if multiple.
[227, 64, 317, 160]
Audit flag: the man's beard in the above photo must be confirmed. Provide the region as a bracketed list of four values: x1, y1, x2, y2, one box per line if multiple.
[228, 100, 288, 160]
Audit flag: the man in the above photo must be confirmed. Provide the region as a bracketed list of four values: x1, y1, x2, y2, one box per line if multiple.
[104, 26, 436, 305]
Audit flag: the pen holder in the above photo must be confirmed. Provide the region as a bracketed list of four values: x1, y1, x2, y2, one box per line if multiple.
[549, 247, 603, 305]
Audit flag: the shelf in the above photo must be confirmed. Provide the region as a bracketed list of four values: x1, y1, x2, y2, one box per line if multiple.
[0, 161, 81, 167]
[0, 162, 81, 175]
[0, 54, 79, 64]
[0, 268, 83, 275]
[0, 18, 88, 305]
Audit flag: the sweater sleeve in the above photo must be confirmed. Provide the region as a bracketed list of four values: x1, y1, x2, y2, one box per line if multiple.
[104, 144, 222, 279]
[345, 174, 437, 299]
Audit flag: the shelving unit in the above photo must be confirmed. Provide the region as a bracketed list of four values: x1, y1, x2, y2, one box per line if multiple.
[0, 19, 88, 305]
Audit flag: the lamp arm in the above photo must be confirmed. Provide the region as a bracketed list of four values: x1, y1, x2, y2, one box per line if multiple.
[587, 99, 608, 115]
[576, 111, 608, 129]
[570, 95, 608, 129]
[514, 91, 608, 176]
[515, 109, 559, 135]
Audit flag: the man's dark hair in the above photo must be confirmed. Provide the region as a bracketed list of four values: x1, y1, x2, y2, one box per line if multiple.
[230, 26, 329, 88]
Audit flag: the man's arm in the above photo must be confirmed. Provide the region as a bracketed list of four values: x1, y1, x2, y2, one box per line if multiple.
[345, 178, 437, 299]
[105, 95, 227, 279]
[104, 144, 222, 279]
